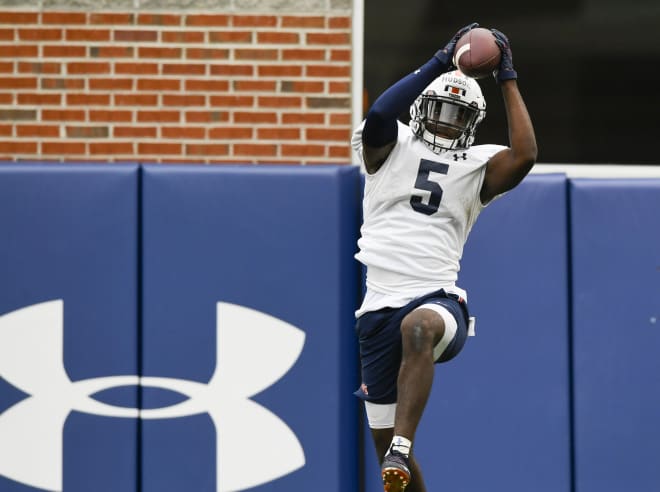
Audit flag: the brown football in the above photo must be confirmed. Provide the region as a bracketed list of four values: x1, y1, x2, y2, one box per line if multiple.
[453, 27, 501, 79]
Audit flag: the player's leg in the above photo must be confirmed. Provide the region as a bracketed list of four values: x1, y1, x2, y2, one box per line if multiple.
[393, 306, 448, 441]
[366, 406, 427, 492]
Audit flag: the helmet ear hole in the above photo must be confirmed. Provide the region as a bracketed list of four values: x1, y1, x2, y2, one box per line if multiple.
[410, 71, 486, 153]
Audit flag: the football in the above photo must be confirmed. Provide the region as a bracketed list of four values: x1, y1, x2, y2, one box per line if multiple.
[453, 27, 501, 79]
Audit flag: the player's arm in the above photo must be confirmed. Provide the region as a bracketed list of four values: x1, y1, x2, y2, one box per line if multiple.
[480, 30, 538, 204]
[362, 23, 479, 175]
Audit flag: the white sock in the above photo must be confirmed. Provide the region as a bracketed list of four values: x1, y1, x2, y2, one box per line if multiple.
[389, 435, 412, 457]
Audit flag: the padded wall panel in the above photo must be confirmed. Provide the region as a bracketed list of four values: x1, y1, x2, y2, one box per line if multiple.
[0, 164, 139, 492]
[362, 174, 571, 492]
[141, 165, 361, 492]
[571, 179, 660, 492]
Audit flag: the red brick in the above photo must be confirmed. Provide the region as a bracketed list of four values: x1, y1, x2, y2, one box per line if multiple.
[259, 65, 303, 77]
[91, 46, 134, 58]
[0, 124, 11, 136]
[42, 141, 86, 155]
[66, 126, 109, 138]
[139, 142, 181, 155]
[282, 49, 325, 61]
[41, 78, 85, 90]
[137, 110, 180, 123]
[16, 125, 60, 137]
[208, 127, 252, 139]
[233, 80, 276, 92]
[234, 143, 277, 157]
[0, 109, 36, 120]
[89, 110, 132, 123]
[0, 94, 12, 104]
[329, 145, 351, 159]
[258, 96, 302, 108]
[1, 12, 38, 24]
[89, 78, 133, 91]
[17, 93, 62, 105]
[282, 112, 324, 124]
[0, 29, 12, 41]
[257, 32, 299, 44]
[185, 143, 229, 156]
[137, 78, 181, 91]
[89, 13, 134, 25]
[329, 16, 351, 29]
[162, 64, 206, 76]
[210, 64, 253, 76]
[0, 140, 37, 153]
[306, 128, 350, 141]
[42, 109, 85, 121]
[330, 113, 351, 125]
[257, 128, 300, 140]
[113, 126, 157, 138]
[161, 126, 205, 139]
[115, 63, 159, 75]
[185, 79, 229, 92]
[331, 49, 351, 62]
[209, 31, 252, 43]
[114, 30, 157, 42]
[43, 45, 86, 57]
[233, 112, 277, 124]
[329, 81, 350, 93]
[162, 94, 206, 106]
[209, 95, 253, 107]
[66, 29, 111, 42]
[281, 80, 323, 93]
[115, 94, 158, 106]
[186, 14, 229, 27]
[138, 47, 182, 58]
[0, 45, 38, 57]
[307, 32, 352, 44]
[66, 93, 110, 105]
[42, 12, 87, 25]
[234, 49, 278, 61]
[185, 111, 228, 123]
[138, 14, 181, 26]
[89, 142, 134, 155]
[281, 16, 324, 28]
[18, 28, 62, 41]
[0, 77, 37, 89]
[162, 31, 205, 43]
[186, 48, 230, 60]
[67, 62, 111, 75]
[18, 62, 61, 74]
[281, 144, 325, 157]
[232, 16, 277, 28]
[306, 65, 350, 77]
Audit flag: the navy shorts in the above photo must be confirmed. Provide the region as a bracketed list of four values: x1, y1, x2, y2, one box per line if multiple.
[354, 289, 470, 404]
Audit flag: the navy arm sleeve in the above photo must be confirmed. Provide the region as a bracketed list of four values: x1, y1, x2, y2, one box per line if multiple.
[362, 56, 447, 147]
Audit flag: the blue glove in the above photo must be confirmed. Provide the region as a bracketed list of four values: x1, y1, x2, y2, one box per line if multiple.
[491, 29, 517, 82]
[434, 22, 479, 68]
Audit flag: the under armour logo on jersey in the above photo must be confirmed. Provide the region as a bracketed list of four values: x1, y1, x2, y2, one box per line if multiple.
[453, 152, 467, 161]
[0, 300, 306, 492]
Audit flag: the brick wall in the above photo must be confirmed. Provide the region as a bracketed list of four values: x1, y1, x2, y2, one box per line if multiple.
[0, 8, 353, 164]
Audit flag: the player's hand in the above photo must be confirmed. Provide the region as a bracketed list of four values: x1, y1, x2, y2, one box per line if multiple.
[434, 22, 479, 68]
[491, 29, 517, 83]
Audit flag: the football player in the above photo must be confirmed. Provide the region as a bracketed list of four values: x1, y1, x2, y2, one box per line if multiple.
[352, 23, 537, 492]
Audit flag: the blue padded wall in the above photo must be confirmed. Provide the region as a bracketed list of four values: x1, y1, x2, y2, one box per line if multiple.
[362, 174, 572, 492]
[570, 179, 660, 492]
[0, 164, 139, 492]
[140, 164, 362, 492]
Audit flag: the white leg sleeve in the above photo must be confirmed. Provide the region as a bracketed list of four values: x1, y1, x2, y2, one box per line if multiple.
[416, 303, 458, 361]
[364, 401, 397, 429]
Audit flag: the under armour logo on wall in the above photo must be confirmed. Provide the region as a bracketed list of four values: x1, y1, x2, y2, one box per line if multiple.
[0, 300, 306, 492]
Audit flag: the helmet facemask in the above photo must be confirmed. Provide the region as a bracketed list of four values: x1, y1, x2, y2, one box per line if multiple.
[410, 71, 486, 153]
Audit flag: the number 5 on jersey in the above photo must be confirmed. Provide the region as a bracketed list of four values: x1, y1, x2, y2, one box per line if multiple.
[410, 159, 449, 215]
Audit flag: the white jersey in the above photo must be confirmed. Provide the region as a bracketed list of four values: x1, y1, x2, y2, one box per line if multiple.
[353, 120, 506, 316]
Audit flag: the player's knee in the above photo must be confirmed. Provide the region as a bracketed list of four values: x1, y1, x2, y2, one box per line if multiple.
[400, 314, 440, 354]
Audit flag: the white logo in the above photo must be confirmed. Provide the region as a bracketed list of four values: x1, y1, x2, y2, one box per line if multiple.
[0, 300, 306, 492]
